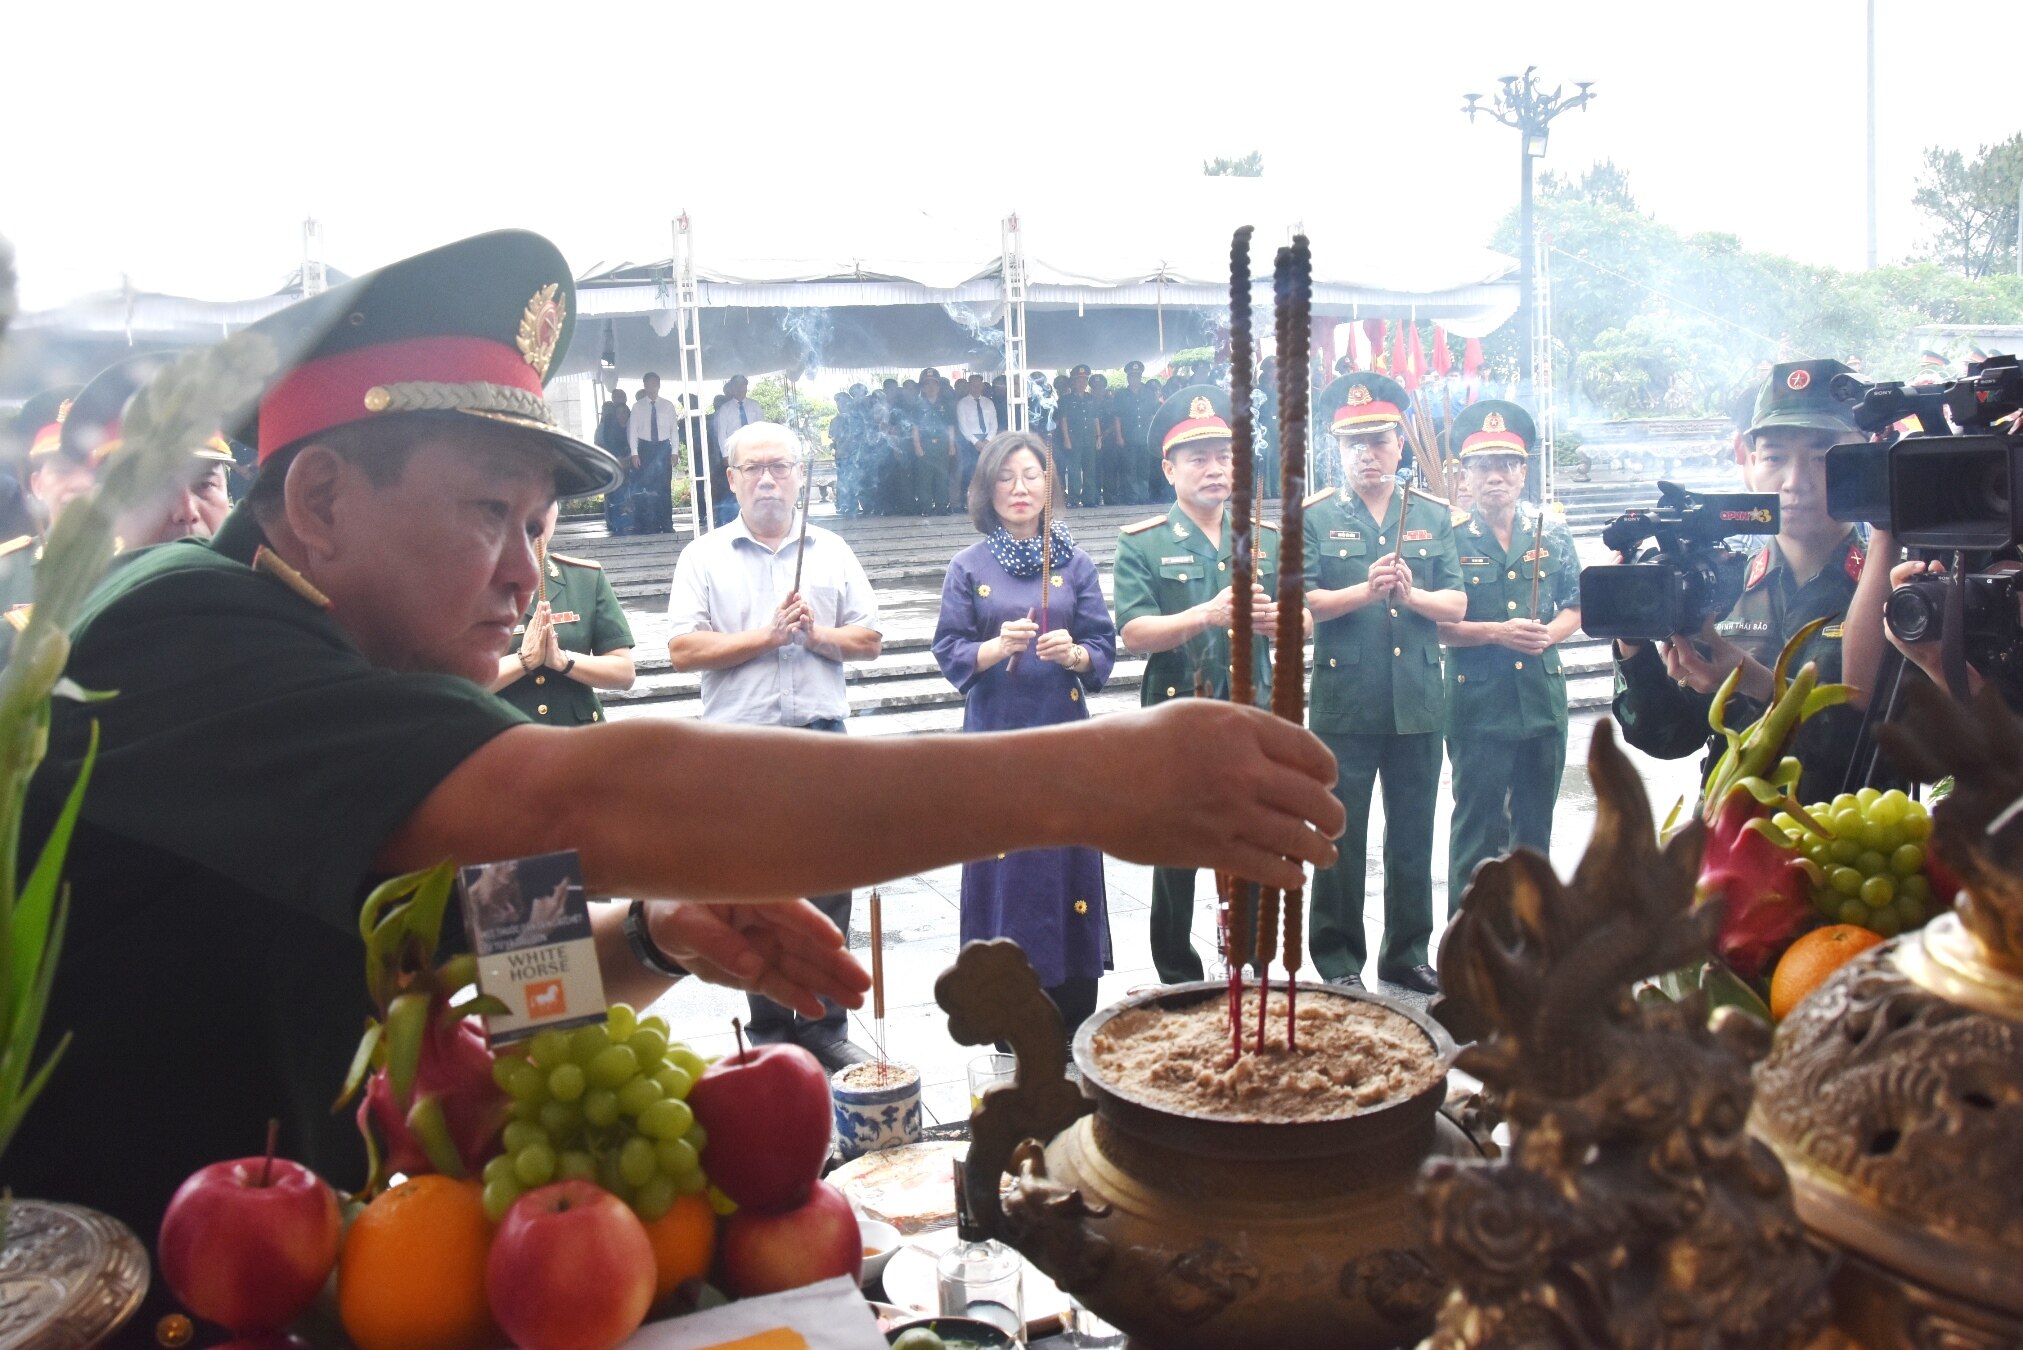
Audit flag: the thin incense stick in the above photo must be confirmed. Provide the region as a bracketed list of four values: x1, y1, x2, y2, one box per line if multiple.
[1224, 225, 1257, 1060]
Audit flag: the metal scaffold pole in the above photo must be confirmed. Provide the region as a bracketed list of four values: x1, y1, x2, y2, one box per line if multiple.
[1533, 230, 1556, 504]
[1001, 213, 1029, 432]
[673, 213, 715, 536]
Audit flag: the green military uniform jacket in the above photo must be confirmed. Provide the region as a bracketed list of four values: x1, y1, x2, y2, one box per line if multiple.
[0, 535, 38, 665]
[1447, 505, 1581, 738]
[1613, 530, 1867, 803]
[497, 551, 634, 725]
[1303, 485, 1463, 735]
[1113, 503, 1277, 708]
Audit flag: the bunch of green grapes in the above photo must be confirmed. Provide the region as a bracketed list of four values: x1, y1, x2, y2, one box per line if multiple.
[1772, 788, 1934, 938]
[481, 1003, 712, 1223]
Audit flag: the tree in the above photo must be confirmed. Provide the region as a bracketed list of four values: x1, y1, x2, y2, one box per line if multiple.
[1912, 135, 2023, 278]
[1539, 159, 1637, 212]
[1203, 151, 1263, 177]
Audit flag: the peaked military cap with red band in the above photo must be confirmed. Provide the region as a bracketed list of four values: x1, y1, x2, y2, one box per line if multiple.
[62, 354, 238, 467]
[234, 230, 622, 498]
[1318, 372, 1408, 436]
[1451, 398, 1537, 460]
[15, 388, 81, 462]
[1148, 384, 1232, 457]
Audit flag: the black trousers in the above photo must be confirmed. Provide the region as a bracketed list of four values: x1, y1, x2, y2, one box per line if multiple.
[745, 718, 854, 1045]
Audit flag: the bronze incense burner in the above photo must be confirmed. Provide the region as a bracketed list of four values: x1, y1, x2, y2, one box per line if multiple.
[937, 942, 1477, 1350]
[1751, 683, 2023, 1346]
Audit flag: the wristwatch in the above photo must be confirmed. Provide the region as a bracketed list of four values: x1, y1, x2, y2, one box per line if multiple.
[623, 900, 690, 980]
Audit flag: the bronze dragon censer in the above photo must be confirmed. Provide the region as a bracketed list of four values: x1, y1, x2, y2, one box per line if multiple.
[1752, 682, 2023, 1346]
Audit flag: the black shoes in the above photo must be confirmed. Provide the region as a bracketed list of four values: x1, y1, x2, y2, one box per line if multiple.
[1326, 973, 1365, 991]
[1379, 964, 1442, 996]
[803, 1035, 873, 1073]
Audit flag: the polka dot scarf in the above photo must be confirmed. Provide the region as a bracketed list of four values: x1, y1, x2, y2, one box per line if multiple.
[987, 521, 1076, 580]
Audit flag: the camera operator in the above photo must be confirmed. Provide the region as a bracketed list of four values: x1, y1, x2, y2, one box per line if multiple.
[1611, 359, 1875, 803]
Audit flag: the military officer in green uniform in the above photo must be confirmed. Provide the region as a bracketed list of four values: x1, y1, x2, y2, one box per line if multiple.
[1112, 359, 1159, 505]
[490, 503, 637, 723]
[1611, 358, 1873, 805]
[1114, 385, 1281, 982]
[1303, 373, 1464, 994]
[1436, 400, 1581, 895]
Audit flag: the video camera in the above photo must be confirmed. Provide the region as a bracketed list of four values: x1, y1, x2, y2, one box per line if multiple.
[1822, 354, 2023, 689]
[1578, 482, 1781, 640]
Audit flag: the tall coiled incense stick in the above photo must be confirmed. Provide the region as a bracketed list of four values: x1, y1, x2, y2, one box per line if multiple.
[1222, 225, 1257, 1063]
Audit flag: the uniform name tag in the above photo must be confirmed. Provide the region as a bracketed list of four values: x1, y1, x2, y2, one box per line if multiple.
[1328, 530, 1362, 541]
[1403, 529, 1433, 542]
[1718, 620, 1772, 636]
[1160, 555, 1192, 565]
[1459, 555, 1493, 566]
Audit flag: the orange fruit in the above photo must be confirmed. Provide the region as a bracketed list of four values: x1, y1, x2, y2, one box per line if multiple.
[338, 1175, 498, 1350]
[643, 1191, 718, 1301]
[1770, 924, 1885, 1021]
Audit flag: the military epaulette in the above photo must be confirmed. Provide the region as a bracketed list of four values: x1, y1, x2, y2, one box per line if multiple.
[1450, 508, 1471, 528]
[1257, 519, 1280, 532]
[0, 536, 34, 560]
[1120, 515, 1166, 535]
[1302, 487, 1334, 509]
[3, 605, 31, 633]
[548, 551, 602, 569]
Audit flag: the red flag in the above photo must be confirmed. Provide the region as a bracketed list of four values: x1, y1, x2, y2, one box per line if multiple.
[1343, 323, 1361, 371]
[1431, 324, 1452, 376]
[1407, 325, 1427, 393]
[1363, 318, 1386, 372]
[1463, 336, 1484, 377]
[1312, 317, 1339, 378]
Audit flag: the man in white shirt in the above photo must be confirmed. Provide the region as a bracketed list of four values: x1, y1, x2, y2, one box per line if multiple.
[667, 421, 883, 1067]
[712, 375, 762, 455]
[626, 371, 678, 534]
[954, 373, 1000, 509]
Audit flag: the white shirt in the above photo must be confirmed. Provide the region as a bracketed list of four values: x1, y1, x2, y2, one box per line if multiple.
[713, 397, 762, 449]
[667, 513, 882, 726]
[956, 394, 999, 445]
[628, 396, 678, 453]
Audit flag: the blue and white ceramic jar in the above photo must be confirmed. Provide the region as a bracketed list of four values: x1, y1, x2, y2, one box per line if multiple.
[831, 1060, 922, 1161]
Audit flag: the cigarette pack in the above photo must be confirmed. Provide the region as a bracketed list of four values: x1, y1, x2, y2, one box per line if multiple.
[457, 850, 608, 1044]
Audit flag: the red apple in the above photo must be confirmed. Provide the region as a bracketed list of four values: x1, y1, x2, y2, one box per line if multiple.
[719, 1179, 864, 1298]
[156, 1156, 342, 1333]
[487, 1180, 655, 1350]
[687, 1042, 832, 1210]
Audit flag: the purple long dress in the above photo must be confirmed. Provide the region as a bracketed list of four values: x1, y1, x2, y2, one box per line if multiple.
[932, 540, 1116, 987]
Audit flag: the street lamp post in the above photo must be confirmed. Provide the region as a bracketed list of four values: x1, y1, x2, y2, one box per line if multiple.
[1462, 68, 1596, 400]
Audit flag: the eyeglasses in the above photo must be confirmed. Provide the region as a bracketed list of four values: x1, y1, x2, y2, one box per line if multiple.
[732, 461, 801, 479]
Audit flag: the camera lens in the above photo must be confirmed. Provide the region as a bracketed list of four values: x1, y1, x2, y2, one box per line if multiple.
[1885, 579, 1946, 644]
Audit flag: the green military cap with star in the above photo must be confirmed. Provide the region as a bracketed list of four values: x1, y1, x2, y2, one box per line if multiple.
[1317, 372, 1409, 436]
[1450, 398, 1537, 459]
[62, 353, 240, 467]
[1147, 383, 1231, 457]
[235, 229, 623, 498]
[1748, 359, 1861, 440]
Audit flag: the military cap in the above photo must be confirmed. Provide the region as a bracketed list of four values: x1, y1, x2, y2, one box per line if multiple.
[1124, 359, 1144, 375]
[1148, 383, 1231, 456]
[1318, 372, 1408, 436]
[1748, 359, 1861, 439]
[1918, 348, 1949, 369]
[62, 353, 238, 467]
[14, 388, 81, 461]
[236, 229, 621, 497]
[1450, 399, 1536, 459]
[1071, 363, 1091, 377]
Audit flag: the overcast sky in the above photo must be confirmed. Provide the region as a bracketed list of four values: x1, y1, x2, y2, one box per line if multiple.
[7, 0, 2015, 310]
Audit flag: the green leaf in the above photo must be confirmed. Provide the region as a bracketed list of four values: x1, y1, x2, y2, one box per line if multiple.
[333, 1020, 384, 1112]
[11, 724, 95, 1033]
[384, 992, 430, 1108]
[1702, 960, 1773, 1023]
[406, 1094, 467, 1179]
[436, 953, 477, 995]
[456, 996, 510, 1021]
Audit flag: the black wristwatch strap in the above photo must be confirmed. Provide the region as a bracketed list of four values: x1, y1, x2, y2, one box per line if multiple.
[624, 900, 690, 979]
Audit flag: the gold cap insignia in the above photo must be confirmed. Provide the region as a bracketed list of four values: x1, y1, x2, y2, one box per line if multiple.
[1188, 395, 1214, 419]
[1484, 411, 1506, 432]
[1347, 384, 1373, 405]
[518, 283, 566, 381]
[55, 399, 73, 424]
